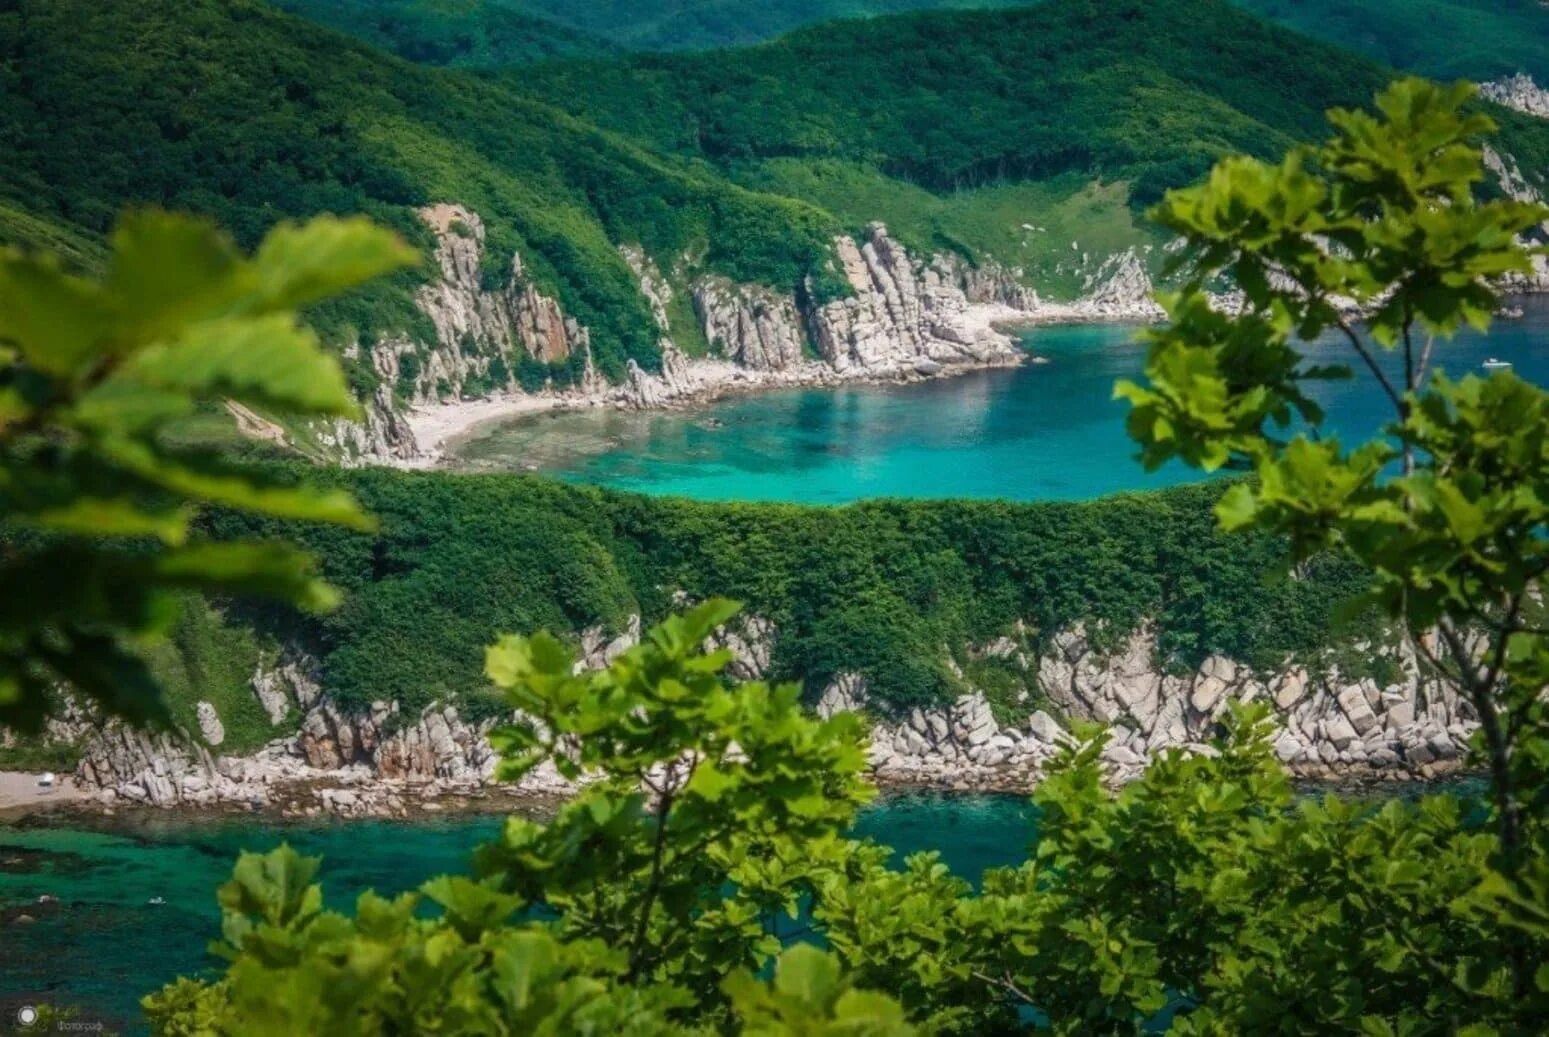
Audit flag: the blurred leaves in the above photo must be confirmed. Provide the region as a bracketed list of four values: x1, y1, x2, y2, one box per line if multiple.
[0, 210, 411, 730]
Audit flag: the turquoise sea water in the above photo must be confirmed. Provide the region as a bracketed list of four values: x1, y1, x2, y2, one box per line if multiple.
[456, 298, 1549, 504]
[0, 794, 1033, 1031]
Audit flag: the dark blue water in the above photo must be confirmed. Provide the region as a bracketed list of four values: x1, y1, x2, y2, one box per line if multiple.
[457, 299, 1549, 503]
[0, 794, 1034, 1031]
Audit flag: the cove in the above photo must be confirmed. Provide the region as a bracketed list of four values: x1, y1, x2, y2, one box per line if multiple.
[455, 297, 1549, 504]
[0, 794, 1032, 1031]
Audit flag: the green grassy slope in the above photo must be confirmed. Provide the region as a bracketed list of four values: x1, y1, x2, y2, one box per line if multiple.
[270, 0, 620, 67]
[505, 0, 1407, 288]
[0, 0, 840, 384]
[1234, 0, 1549, 83]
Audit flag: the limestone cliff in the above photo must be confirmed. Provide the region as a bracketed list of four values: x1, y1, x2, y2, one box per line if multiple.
[692, 277, 807, 371]
[330, 207, 1170, 463]
[406, 204, 592, 402]
[807, 225, 1022, 372]
[1483, 74, 1549, 120]
[66, 612, 1475, 815]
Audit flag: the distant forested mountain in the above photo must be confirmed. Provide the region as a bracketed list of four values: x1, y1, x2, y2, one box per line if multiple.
[2, 0, 1545, 415]
[1234, 0, 1549, 83]
[270, 0, 619, 67]
[273, 0, 1548, 83]
[506, 0, 1400, 290]
[503, 0, 1024, 51]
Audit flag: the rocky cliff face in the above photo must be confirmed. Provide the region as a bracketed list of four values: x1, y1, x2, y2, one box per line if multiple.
[1482, 146, 1549, 293]
[839, 622, 1472, 790]
[329, 207, 1171, 462]
[807, 225, 1022, 372]
[408, 204, 593, 401]
[1483, 75, 1549, 120]
[66, 611, 1475, 815]
[692, 277, 808, 371]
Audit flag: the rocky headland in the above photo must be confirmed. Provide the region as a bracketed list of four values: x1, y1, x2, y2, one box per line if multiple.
[14, 611, 1475, 821]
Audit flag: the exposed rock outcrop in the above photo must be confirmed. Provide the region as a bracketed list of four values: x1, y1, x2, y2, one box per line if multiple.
[322, 202, 1194, 464]
[318, 343, 421, 463]
[412, 204, 591, 402]
[809, 225, 1021, 372]
[693, 278, 807, 371]
[66, 611, 1480, 814]
[1482, 74, 1549, 119]
[1482, 146, 1549, 292]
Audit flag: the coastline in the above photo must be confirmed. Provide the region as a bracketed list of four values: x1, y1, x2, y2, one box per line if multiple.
[0, 757, 1476, 826]
[0, 771, 88, 820]
[402, 302, 1136, 466]
[401, 288, 1549, 468]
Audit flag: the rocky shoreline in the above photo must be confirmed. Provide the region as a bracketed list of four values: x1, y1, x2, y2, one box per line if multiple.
[9, 609, 1482, 822]
[332, 190, 1549, 470]
[319, 206, 1164, 467]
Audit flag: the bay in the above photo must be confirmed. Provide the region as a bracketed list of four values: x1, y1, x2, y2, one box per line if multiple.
[455, 297, 1549, 504]
[0, 794, 1034, 1031]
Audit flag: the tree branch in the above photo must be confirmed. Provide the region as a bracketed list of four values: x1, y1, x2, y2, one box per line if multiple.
[1335, 318, 1405, 418]
[972, 970, 1038, 1007]
[628, 782, 676, 981]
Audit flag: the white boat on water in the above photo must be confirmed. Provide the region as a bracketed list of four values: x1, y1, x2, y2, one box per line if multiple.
[1483, 358, 1513, 370]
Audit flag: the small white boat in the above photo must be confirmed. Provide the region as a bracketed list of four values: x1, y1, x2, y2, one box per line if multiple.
[147, 896, 166, 906]
[1483, 358, 1513, 371]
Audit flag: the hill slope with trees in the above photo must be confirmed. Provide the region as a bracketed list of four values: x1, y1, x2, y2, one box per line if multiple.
[2, 0, 1545, 416]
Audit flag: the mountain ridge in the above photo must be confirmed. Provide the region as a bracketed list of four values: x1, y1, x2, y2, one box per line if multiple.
[2, 0, 1546, 463]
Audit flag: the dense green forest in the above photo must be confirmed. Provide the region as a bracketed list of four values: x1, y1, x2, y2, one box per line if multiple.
[191, 473, 1368, 722]
[270, 0, 620, 67]
[0, 0, 841, 384]
[3, 0, 1545, 403]
[508, 0, 1024, 50]
[469, 0, 1549, 289]
[511, 0, 1388, 205]
[1234, 0, 1549, 83]
[8, 0, 1529, 382]
[279, 0, 1549, 82]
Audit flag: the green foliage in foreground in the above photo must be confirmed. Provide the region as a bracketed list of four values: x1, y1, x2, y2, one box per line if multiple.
[0, 212, 410, 732]
[146, 606, 1549, 1033]
[1120, 76, 1549, 1006]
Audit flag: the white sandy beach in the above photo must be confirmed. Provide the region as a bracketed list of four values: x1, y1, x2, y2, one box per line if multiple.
[400, 300, 1070, 465]
[0, 770, 87, 816]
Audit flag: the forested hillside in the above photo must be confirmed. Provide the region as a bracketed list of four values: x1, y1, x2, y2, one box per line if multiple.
[511, 0, 1025, 51]
[513, 0, 1389, 205]
[505, 0, 1451, 289]
[3, 0, 1545, 417]
[188, 473, 1367, 722]
[0, 0, 839, 385]
[270, 0, 619, 67]
[293, 0, 1549, 82]
[1234, 0, 1549, 83]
